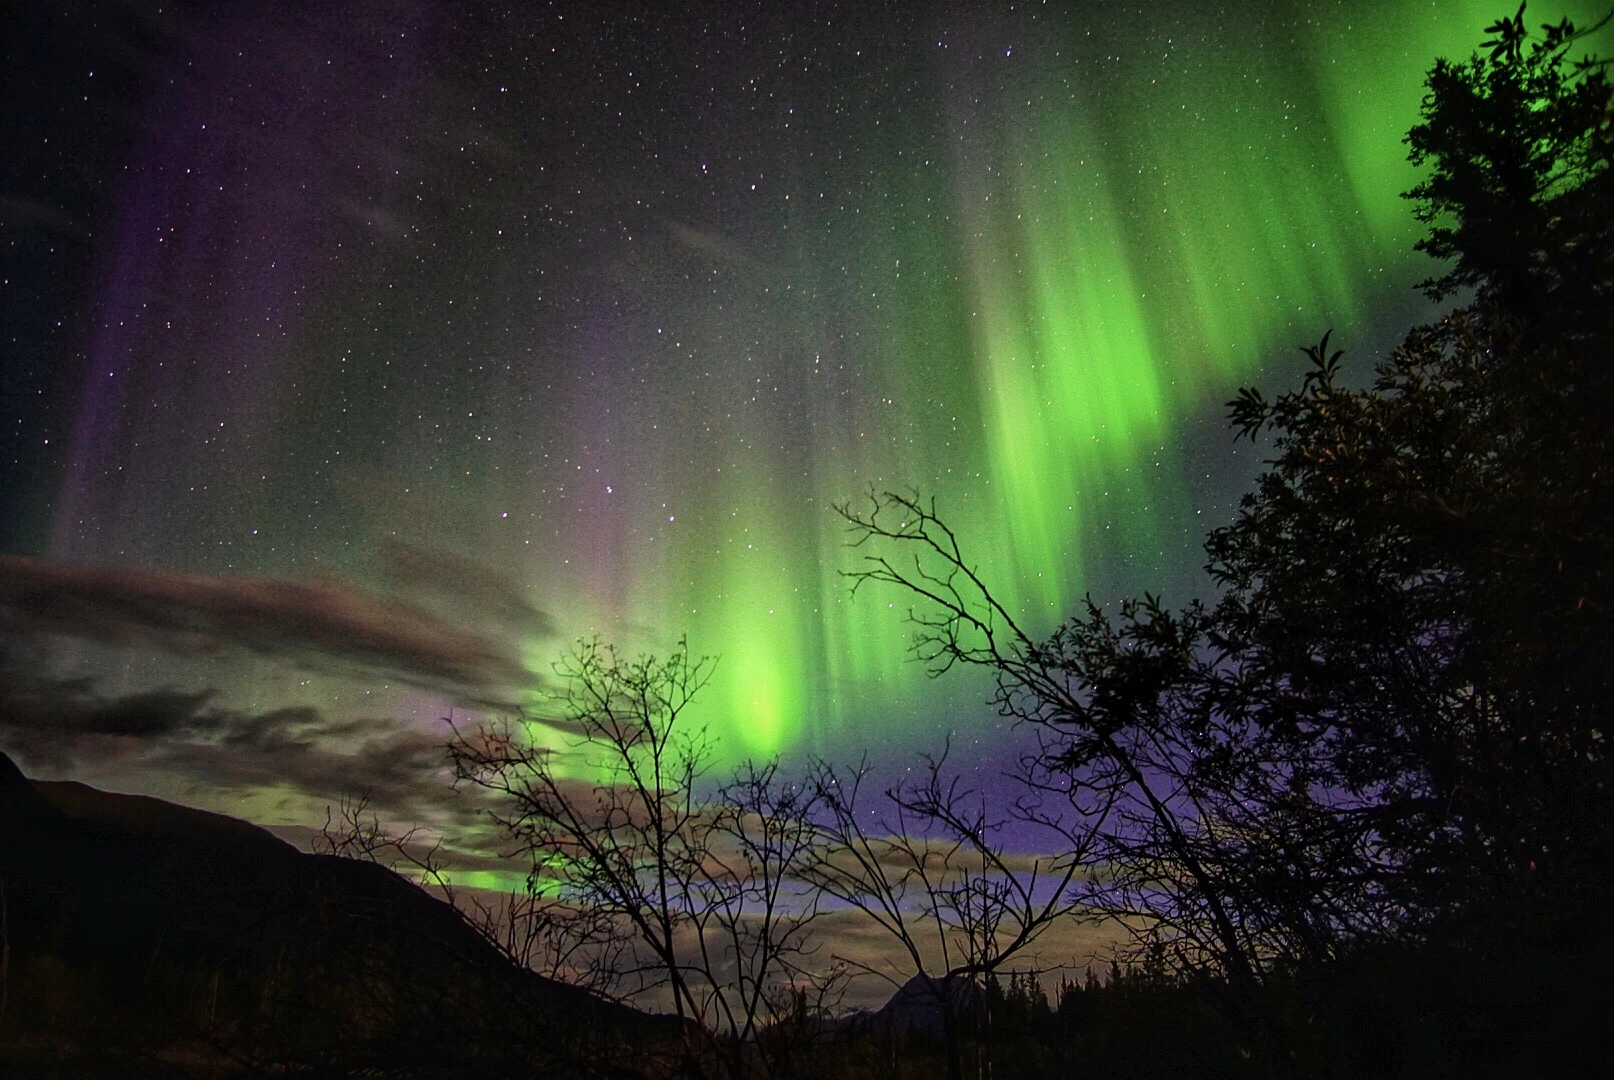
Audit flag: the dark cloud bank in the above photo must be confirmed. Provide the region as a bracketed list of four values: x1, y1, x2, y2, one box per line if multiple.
[0, 551, 548, 706]
[0, 676, 469, 829]
[0, 551, 556, 826]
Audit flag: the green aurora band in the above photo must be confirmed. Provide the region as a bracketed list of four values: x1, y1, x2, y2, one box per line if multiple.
[44, 2, 1603, 776]
[645, 0, 1603, 761]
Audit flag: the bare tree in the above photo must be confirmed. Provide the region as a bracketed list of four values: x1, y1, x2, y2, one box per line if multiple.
[832, 491, 1277, 1052]
[312, 789, 612, 991]
[710, 760, 848, 1074]
[315, 790, 452, 879]
[802, 742, 1092, 1080]
[447, 635, 834, 1080]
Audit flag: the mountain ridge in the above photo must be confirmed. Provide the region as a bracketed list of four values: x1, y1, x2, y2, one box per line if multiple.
[0, 750, 669, 1076]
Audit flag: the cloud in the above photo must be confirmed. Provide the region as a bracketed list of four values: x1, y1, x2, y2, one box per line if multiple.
[0, 673, 476, 829]
[374, 541, 552, 640]
[665, 220, 775, 277]
[0, 681, 216, 768]
[0, 553, 546, 708]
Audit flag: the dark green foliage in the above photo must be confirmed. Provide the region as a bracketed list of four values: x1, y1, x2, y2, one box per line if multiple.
[1156, 0, 1613, 975]
[1160, 6, 1614, 1067]
[1209, 312, 1614, 936]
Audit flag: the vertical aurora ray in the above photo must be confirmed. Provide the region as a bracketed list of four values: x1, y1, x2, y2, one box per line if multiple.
[957, 93, 1169, 617]
[746, 0, 1578, 758]
[34, 2, 1577, 772]
[686, 487, 815, 760]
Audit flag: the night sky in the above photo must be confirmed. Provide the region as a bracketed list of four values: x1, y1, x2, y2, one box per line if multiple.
[2, 0, 1582, 838]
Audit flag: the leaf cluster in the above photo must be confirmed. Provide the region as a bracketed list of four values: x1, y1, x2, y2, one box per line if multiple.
[1407, 3, 1613, 324]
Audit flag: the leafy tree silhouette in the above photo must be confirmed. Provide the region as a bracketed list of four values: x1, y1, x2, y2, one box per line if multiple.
[838, 5, 1613, 1073]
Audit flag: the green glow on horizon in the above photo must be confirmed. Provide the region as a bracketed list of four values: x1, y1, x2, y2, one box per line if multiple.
[707, 528, 806, 759]
[430, 867, 534, 895]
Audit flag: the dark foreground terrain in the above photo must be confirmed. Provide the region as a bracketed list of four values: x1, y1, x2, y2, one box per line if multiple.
[0, 751, 676, 1078]
[4, 750, 1609, 1080]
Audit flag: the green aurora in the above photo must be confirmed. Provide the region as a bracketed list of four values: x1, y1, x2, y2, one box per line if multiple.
[653, 0, 1604, 759]
[24, 1, 1603, 777]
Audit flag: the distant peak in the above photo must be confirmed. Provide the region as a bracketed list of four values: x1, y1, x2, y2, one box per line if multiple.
[0, 748, 59, 826]
[0, 749, 28, 790]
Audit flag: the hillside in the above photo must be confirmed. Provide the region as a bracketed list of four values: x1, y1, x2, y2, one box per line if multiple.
[0, 751, 667, 1077]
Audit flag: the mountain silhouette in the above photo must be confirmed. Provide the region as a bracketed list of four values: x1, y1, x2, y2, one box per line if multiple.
[0, 751, 668, 1077]
[865, 973, 985, 1038]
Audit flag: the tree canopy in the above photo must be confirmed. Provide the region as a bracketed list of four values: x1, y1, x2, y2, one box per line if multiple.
[839, 4, 1613, 1070]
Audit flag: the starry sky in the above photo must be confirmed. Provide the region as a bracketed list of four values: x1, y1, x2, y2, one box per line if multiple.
[2, 0, 1587, 834]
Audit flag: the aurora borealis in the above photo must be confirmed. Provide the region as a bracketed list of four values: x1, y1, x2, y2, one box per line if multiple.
[4, 1, 1597, 822]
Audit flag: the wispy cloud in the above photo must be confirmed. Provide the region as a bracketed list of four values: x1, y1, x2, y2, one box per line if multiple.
[0, 552, 546, 707]
[0, 673, 474, 829]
